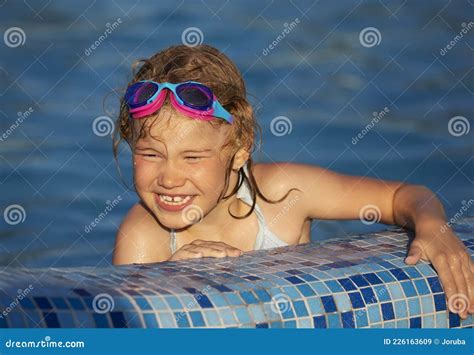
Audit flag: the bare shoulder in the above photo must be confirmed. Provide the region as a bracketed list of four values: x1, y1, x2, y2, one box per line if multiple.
[112, 202, 171, 265]
[252, 162, 308, 200]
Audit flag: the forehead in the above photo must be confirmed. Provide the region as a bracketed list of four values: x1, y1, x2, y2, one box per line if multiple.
[134, 105, 231, 149]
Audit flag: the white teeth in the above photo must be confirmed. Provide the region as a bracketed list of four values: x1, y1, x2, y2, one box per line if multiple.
[158, 195, 192, 205]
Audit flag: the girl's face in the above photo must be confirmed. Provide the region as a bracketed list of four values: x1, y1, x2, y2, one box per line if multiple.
[132, 105, 238, 230]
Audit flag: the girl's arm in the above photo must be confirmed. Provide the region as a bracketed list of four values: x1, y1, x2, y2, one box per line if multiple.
[391, 184, 473, 319]
[269, 162, 473, 319]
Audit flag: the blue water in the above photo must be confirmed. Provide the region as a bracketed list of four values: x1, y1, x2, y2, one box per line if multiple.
[0, 1, 472, 267]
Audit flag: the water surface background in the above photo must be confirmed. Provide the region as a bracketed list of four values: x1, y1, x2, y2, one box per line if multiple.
[0, 0, 472, 267]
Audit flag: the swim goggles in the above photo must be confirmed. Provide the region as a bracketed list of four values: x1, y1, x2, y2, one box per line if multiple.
[124, 80, 233, 123]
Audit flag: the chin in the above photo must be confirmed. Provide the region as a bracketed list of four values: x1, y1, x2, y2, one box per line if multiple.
[156, 216, 194, 231]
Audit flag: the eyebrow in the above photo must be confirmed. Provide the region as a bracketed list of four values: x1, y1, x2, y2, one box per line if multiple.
[181, 149, 213, 153]
[134, 145, 213, 153]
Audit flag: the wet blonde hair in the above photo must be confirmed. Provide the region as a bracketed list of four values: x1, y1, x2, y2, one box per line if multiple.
[112, 44, 298, 218]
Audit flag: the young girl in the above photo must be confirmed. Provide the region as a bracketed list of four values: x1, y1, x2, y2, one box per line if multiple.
[112, 44, 473, 319]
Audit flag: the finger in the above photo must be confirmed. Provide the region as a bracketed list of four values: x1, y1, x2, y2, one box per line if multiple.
[461, 257, 474, 315]
[204, 241, 241, 250]
[187, 246, 229, 258]
[170, 250, 202, 261]
[405, 244, 423, 265]
[448, 258, 469, 319]
[432, 254, 459, 313]
[200, 241, 243, 255]
[191, 240, 240, 252]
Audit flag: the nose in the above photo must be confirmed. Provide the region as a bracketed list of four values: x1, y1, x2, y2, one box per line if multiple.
[158, 160, 186, 189]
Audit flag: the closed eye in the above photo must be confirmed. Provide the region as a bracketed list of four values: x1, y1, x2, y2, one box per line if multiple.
[185, 156, 202, 161]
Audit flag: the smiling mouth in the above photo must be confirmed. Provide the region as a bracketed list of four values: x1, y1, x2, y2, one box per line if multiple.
[156, 194, 195, 206]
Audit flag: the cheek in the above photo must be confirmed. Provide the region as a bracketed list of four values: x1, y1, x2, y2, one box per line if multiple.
[192, 163, 227, 193]
[133, 160, 156, 187]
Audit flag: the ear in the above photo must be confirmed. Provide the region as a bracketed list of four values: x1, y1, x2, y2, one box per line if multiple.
[232, 147, 249, 172]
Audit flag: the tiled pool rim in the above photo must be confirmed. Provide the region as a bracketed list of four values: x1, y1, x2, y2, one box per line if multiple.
[0, 217, 473, 328]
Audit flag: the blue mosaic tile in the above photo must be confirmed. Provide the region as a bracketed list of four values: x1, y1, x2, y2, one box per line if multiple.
[337, 278, 357, 291]
[307, 297, 325, 315]
[400, 280, 418, 298]
[296, 284, 315, 297]
[448, 312, 461, 328]
[360, 287, 377, 305]
[373, 285, 391, 302]
[341, 311, 355, 328]
[413, 279, 430, 295]
[234, 307, 251, 324]
[410, 316, 422, 328]
[420, 295, 434, 314]
[285, 276, 305, 285]
[394, 300, 408, 318]
[327, 313, 341, 328]
[313, 315, 327, 328]
[320, 295, 337, 313]
[433, 294, 446, 312]
[427, 277, 443, 293]
[349, 275, 369, 287]
[387, 283, 404, 300]
[143, 313, 158, 328]
[377, 271, 396, 283]
[333, 293, 352, 312]
[355, 309, 368, 327]
[57, 312, 77, 327]
[51, 297, 69, 310]
[362, 273, 384, 285]
[248, 304, 266, 323]
[316, 281, 337, 294]
[408, 298, 421, 317]
[293, 300, 309, 317]
[148, 296, 168, 310]
[367, 304, 381, 323]
[381, 303, 395, 321]
[134, 297, 152, 310]
[348, 292, 365, 309]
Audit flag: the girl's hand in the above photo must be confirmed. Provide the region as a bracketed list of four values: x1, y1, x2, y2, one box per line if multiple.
[405, 226, 474, 319]
[168, 239, 243, 261]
